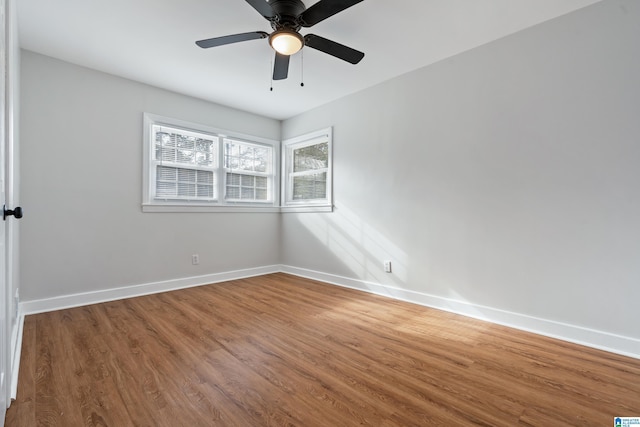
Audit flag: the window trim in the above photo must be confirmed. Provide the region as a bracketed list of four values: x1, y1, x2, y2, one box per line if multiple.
[222, 137, 275, 205]
[281, 127, 333, 213]
[143, 113, 280, 213]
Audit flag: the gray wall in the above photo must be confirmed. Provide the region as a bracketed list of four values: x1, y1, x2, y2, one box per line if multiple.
[281, 0, 640, 340]
[20, 51, 281, 301]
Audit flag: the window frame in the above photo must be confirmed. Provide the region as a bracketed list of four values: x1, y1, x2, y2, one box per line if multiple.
[152, 125, 219, 203]
[222, 137, 275, 205]
[281, 127, 333, 213]
[143, 113, 280, 213]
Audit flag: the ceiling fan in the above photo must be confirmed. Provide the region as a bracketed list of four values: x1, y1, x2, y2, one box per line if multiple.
[196, 0, 365, 81]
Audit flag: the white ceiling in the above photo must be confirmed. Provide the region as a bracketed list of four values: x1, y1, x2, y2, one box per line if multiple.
[17, 0, 600, 120]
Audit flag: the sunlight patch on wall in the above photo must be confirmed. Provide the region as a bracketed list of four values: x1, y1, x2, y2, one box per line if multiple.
[296, 201, 408, 287]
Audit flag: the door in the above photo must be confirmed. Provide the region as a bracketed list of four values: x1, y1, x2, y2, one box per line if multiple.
[0, 0, 7, 421]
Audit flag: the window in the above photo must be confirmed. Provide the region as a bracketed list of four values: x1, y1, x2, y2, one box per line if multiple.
[223, 139, 272, 203]
[153, 126, 217, 201]
[282, 128, 332, 211]
[143, 114, 279, 212]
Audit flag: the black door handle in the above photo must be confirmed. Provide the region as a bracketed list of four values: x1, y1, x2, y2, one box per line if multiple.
[3, 205, 23, 220]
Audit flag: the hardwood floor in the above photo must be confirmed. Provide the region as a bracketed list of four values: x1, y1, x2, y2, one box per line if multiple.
[5, 273, 640, 426]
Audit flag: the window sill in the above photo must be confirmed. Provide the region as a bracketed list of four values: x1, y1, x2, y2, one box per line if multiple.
[142, 204, 333, 213]
[280, 205, 333, 213]
[142, 204, 281, 213]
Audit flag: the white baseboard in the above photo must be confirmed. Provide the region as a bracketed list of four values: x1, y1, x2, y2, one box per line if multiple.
[16, 264, 640, 360]
[19, 265, 280, 315]
[10, 313, 24, 400]
[281, 265, 640, 360]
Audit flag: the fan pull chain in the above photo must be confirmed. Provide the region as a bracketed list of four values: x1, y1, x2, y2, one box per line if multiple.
[269, 53, 274, 91]
[300, 49, 305, 87]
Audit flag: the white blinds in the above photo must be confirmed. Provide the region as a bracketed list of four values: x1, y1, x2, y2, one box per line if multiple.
[223, 138, 273, 202]
[291, 141, 329, 201]
[153, 125, 217, 201]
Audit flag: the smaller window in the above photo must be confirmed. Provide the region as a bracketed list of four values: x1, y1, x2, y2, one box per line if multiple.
[223, 138, 274, 203]
[282, 128, 332, 211]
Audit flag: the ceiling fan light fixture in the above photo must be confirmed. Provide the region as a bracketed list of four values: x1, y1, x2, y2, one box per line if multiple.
[269, 30, 304, 55]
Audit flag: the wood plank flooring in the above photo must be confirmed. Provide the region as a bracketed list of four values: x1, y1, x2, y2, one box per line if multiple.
[5, 273, 640, 426]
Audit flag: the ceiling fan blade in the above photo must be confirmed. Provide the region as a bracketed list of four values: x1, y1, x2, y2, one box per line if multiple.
[245, 0, 275, 19]
[273, 53, 290, 80]
[304, 34, 364, 64]
[300, 0, 364, 27]
[196, 31, 268, 48]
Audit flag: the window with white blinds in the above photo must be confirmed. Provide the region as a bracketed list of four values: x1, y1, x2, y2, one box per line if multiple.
[224, 139, 273, 203]
[153, 126, 217, 201]
[282, 128, 332, 210]
[143, 113, 278, 212]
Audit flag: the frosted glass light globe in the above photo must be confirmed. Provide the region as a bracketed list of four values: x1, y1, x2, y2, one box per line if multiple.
[270, 31, 303, 55]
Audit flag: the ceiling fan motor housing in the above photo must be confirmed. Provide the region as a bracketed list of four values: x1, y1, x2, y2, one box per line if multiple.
[268, 0, 306, 30]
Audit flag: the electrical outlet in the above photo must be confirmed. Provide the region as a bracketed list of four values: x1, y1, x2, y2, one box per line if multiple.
[384, 260, 392, 273]
[192, 254, 200, 265]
